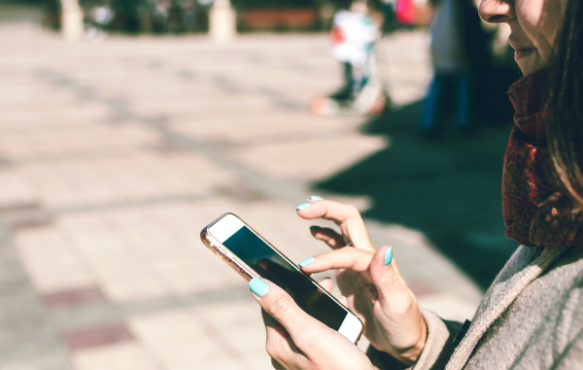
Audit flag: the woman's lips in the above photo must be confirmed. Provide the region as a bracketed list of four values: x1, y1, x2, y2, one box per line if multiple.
[514, 48, 537, 60]
[508, 36, 537, 60]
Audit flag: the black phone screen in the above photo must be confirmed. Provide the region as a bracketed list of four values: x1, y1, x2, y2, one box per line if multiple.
[223, 226, 347, 330]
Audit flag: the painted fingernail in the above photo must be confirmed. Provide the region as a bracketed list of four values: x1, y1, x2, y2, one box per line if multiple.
[309, 195, 324, 201]
[299, 257, 315, 267]
[249, 277, 270, 297]
[296, 203, 312, 210]
[384, 246, 393, 266]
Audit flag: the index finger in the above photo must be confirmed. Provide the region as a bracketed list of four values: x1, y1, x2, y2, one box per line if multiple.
[299, 247, 374, 276]
[296, 200, 375, 251]
[296, 200, 357, 225]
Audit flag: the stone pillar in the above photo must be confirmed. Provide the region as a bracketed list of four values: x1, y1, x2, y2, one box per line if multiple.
[209, 0, 236, 42]
[60, 0, 84, 41]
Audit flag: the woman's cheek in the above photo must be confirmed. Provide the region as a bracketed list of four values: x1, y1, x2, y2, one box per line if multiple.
[516, 0, 561, 61]
[515, 0, 544, 37]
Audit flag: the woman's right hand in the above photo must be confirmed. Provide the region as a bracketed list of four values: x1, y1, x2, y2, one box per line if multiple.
[296, 199, 427, 366]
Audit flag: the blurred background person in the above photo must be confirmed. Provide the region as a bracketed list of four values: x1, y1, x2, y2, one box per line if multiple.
[83, 0, 114, 40]
[380, 0, 398, 33]
[311, 0, 388, 116]
[420, 0, 490, 137]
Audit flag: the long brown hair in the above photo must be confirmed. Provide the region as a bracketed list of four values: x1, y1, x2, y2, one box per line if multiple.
[548, 0, 583, 206]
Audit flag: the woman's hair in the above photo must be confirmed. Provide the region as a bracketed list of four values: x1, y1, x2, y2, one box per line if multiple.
[548, 0, 583, 206]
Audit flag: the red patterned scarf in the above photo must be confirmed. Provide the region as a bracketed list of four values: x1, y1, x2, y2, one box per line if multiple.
[503, 68, 583, 247]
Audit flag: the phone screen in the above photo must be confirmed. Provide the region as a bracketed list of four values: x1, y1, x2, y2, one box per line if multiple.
[222, 225, 348, 330]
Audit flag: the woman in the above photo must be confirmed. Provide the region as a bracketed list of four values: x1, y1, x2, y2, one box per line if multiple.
[248, 0, 583, 368]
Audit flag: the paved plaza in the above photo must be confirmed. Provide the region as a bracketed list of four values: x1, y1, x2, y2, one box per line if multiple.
[0, 14, 507, 370]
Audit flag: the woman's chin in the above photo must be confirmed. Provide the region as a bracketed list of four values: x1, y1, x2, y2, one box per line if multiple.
[515, 50, 547, 76]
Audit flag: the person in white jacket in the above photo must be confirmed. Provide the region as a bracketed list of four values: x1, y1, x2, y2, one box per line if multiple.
[311, 0, 387, 116]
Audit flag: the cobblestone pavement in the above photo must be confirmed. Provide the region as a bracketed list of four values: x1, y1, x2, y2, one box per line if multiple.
[0, 19, 487, 370]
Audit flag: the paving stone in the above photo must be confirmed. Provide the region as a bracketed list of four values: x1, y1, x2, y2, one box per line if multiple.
[172, 112, 361, 145]
[42, 286, 107, 309]
[233, 134, 387, 182]
[71, 343, 157, 370]
[0, 344, 73, 370]
[63, 324, 134, 351]
[0, 282, 48, 347]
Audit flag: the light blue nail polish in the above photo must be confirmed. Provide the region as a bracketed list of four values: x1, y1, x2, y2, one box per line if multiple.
[384, 246, 393, 266]
[296, 203, 312, 210]
[299, 257, 315, 267]
[249, 277, 270, 297]
[309, 195, 324, 201]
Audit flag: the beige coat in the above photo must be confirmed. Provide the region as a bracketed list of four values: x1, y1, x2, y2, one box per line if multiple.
[368, 245, 583, 369]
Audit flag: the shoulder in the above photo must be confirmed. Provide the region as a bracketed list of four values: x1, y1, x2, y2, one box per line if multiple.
[489, 245, 544, 286]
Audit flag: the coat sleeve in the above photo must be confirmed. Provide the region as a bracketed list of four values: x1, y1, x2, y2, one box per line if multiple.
[367, 309, 464, 370]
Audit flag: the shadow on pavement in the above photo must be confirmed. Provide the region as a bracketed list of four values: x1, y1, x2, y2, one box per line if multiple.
[312, 101, 519, 289]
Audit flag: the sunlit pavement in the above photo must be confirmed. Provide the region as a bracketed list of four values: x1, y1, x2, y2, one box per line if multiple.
[0, 19, 483, 370]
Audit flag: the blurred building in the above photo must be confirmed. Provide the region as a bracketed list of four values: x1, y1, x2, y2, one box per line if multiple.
[35, 0, 436, 35]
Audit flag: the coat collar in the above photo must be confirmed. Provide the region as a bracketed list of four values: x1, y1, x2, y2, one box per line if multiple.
[445, 245, 569, 370]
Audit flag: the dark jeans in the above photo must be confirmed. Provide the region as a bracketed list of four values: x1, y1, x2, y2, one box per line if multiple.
[420, 71, 474, 133]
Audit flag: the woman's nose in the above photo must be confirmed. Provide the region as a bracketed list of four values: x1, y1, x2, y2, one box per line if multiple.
[479, 0, 515, 23]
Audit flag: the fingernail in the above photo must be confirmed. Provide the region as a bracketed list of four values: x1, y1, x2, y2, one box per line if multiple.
[384, 246, 393, 266]
[309, 195, 324, 201]
[296, 203, 312, 210]
[299, 257, 315, 267]
[249, 277, 270, 297]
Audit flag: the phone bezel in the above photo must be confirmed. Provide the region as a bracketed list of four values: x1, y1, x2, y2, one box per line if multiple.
[200, 212, 364, 343]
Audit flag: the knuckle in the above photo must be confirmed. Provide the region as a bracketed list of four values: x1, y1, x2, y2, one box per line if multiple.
[346, 248, 361, 266]
[265, 341, 278, 358]
[302, 328, 318, 344]
[347, 204, 360, 217]
[345, 247, 357, 258]
[268, 296, 292, 318]
[384, 268, 399, 285]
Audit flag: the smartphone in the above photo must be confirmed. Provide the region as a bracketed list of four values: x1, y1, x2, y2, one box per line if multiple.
[200, 213, 364, 343]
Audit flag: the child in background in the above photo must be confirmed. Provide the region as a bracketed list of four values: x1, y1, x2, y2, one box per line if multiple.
[311, 0, 388, 116]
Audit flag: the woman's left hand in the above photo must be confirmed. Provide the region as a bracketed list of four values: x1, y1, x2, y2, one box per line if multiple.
[249, 277, 374, 370]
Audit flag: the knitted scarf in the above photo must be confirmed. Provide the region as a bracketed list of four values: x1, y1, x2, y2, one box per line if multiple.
[503, 68, 583, 247]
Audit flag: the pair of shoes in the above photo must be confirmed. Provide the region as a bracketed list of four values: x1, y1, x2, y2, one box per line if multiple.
[310, 97, 340, 116]
[329, 86, 354, 102]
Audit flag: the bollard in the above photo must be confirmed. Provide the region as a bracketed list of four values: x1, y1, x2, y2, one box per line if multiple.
[60, 0, 83, 41]
[209, 0, 236, 42]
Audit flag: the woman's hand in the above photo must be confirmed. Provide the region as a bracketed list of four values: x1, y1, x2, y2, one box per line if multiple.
[296, 198, 427, 365]
[249, 277, 374, 370]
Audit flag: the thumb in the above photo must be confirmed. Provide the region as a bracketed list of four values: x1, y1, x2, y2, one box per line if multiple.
[369, 245, 409, 309]
[249, 277, 324, 342]
[368, 246, 427, 361]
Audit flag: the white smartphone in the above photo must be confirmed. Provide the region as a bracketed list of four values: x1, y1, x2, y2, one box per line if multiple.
[200, 213, 364, 344]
